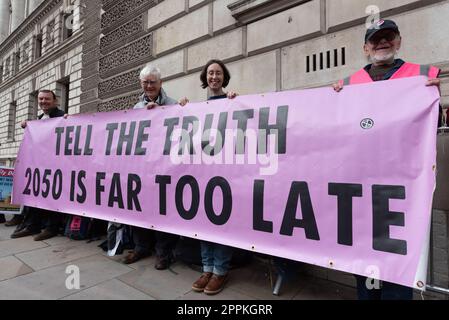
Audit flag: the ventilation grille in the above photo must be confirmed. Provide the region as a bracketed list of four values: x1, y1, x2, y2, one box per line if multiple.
[306, 47, 346, 73]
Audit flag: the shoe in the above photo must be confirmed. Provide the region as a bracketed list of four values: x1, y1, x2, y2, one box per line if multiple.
[192, 272, 213, 292]
[4, 215, 23, 227]
[10, 228, 40, 239]
[123, 251, 149, 264]
[204, 274, 228, 295]
[154, 255, 170, 270]
[33, 229, 57, 241]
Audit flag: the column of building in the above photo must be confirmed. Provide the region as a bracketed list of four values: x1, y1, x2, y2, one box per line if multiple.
[0, 0, 43, 43]
[28, 0, 44, 14]
[0, 0, 11, 43]
[10, 0, 26, 32]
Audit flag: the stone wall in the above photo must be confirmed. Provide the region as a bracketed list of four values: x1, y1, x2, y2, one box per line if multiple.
[84, 0, 449, 106]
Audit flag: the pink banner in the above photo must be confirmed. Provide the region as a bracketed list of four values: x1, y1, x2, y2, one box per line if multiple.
[13, 76, 439, 288]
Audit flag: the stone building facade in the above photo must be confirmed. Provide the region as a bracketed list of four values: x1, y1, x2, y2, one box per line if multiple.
[0, 0, 83, 167]
[79, 0, 449, 113]
[1, 0, 448, 297]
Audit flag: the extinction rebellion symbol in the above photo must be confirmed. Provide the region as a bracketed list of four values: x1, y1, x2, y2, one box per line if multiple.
[360, 118, 374, 129]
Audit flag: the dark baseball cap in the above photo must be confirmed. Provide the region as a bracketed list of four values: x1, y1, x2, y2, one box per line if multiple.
[365, 19, 400, 42]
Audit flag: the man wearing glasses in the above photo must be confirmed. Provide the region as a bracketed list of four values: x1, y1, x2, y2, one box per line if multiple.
[134, 65, 178, 109]
[333, 19, 442, 299]
[333, 19, 440, 90]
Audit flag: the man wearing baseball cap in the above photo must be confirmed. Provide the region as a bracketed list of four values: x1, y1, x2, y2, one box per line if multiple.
[333, 19, 442, 300]
[333, 19, 441, 89]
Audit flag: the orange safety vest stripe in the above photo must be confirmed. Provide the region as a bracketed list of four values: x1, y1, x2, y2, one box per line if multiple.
[339, 62, 440, 86]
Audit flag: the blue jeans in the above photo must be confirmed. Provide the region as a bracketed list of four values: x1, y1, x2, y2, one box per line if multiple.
[355, 275, 413, 300]
[200, 241, 233, 276]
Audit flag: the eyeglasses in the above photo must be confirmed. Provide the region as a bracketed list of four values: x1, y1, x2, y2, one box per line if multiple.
[368, 31, 399, 44]
[141, 80, 159, 86]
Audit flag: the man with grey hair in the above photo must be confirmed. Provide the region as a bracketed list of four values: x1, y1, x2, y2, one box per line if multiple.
[333, 19, 440, 90]
[123, 64, 186, 270]
[134, 65, 187, 109]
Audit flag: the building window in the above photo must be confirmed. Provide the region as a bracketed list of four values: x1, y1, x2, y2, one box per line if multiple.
[14, 51, 20, 74]
[57, 77, 70, 113]
[4, 57, 10, 78]
[34, 34, 43, 59]
[46, 20, 55, 48]
[22, 41, 30, 65]
[7, 101, 17, 141]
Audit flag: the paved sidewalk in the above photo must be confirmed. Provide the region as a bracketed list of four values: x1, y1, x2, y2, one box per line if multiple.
[0, 215, 357, 300]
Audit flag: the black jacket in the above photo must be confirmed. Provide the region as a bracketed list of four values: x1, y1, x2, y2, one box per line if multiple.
[38, 107, 65, 119]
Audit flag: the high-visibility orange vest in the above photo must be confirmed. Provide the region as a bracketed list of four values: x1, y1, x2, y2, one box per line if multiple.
[339, 62, 440, 86]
